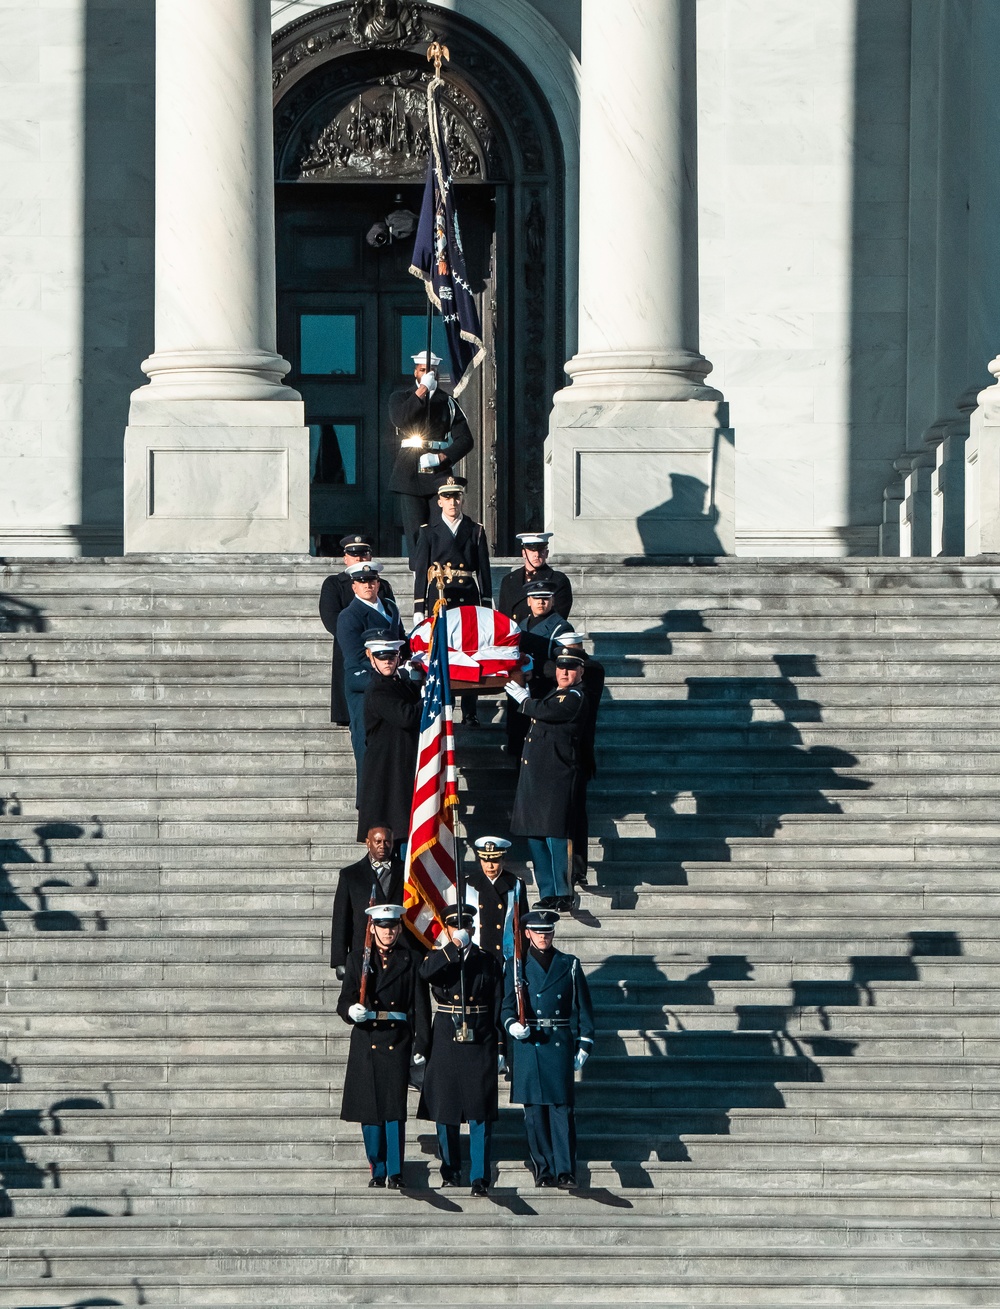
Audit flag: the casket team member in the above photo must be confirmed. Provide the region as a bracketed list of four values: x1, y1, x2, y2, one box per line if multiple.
[355, 636, 422, 851]
[329, 824, 403, 979]
[552, 630, 606, 887]
[506, 580, 572, 762]
[335, 561, 405, 789]
[318, 535, 395, 726]
[497, 531, 573, 625]
[502, 909, 595, 1188]
[337, 902, 430, 1188]
[418, 902, 503, 1195]
[412, 475, 492, 727]
[388, 351, 474, 554]
[505, 654, 589, 913]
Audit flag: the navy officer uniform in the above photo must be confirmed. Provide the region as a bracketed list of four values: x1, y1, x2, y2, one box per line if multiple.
[553, 631, 606, 887]
[418, 902, 504, 1196]
[318, 535, 395, 726]
[506, 580, 572, 762]
[337, 902, 430, 1188]
[497, 532, 573, 625]
[335, 560, 405, 790]
[465, 836, 530, 969]
[502, 909, 595, 1187]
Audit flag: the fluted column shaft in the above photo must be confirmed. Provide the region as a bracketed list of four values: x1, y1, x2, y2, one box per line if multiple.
[565, 0, 717, 401]
[139, 0, 294, 400]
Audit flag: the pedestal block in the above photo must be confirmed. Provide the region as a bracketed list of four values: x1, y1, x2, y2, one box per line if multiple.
[965, 401, 1000, 554]
[124, 401, 309, 553]
[898, 451, 936, 557]
[545, 400, 734, 555]
[932, 429, 968, 556]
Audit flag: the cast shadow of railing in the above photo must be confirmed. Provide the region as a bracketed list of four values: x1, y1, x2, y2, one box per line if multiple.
[571, 932, 949, 1188]
[0, 593, 48, 634]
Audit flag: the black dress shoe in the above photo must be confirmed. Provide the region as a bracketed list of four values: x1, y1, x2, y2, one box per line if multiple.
[386, 1174, 403, 1189]
[557, 1172, 578, 1189]
[368, 1177, 386, 1188]
[440, 1172, 461, 1188]
[535, 1173, 556, 1188]
[470, 1177, 488, 1197]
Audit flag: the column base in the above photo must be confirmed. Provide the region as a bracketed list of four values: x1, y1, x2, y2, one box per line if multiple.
[544, 398, 734, 556]
[124, 398, 310, 554]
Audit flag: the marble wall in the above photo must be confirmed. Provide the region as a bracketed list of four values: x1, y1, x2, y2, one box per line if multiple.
[0, 0, 154, 557]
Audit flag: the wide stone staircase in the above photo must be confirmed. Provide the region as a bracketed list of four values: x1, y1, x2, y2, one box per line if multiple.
[1, 554, 1000, 1305]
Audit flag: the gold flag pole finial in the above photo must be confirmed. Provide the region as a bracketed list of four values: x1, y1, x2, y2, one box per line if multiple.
[427, 40, 450, 77]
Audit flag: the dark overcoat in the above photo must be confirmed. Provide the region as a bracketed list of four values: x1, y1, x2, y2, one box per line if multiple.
[411, 517, 492, 611]
[497, 565, 573, 625]
[501, 947, 595, 1106]
[465, 866, 530, 966]
[519, 611, 573, 696]
[319, 572, 395, 724]
[579, 656, 606, 780]
[509, 684, 588, 839]
[418, 942, 503, 1125]
[387, 389, 474, 498]
[337, 939, 430, 1124]
[336, 596, 406, 706]
[356, 673, 422, 841]
[329, 855, 405, 970]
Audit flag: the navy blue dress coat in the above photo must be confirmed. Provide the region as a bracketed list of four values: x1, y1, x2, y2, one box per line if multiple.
[335, 596, 405, 704]
[501, 947, 595, 1106]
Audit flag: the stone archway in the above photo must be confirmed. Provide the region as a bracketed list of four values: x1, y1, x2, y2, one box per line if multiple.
[272, 1, 566, 548]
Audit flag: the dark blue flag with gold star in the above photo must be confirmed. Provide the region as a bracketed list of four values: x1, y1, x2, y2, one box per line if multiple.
[409, 68, 486, 396]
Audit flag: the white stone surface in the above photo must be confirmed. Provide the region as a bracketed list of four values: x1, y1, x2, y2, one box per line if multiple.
[965, 362, 1000, 555]
[545, 400, 735, 555]
[125, 0, 307, 553]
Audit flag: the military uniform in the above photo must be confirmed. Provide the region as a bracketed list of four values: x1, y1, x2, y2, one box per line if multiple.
[508, 678, 588, 907]
[337, 908, 430, 1185]
[411, 516, 492, 614]
[318, 540, 395, 725]
[466, 864, 530, 967]
[497, 563, 573, 625]
[356, 670, 421, 842]
[507, 605, 572, 760]
[387, 386, 473, 547]
[335, 582, 405, 788]
[502, 921, 595, 1186]
[418, 931, 503, 1192]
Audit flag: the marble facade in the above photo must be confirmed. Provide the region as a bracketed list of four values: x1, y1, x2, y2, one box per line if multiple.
[2, 1, 1000, 557]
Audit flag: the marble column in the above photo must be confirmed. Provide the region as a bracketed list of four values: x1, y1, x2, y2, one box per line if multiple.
[123, 0, 308, 553]
[545, 0, 732, 555]
[898, 450, 937, 557]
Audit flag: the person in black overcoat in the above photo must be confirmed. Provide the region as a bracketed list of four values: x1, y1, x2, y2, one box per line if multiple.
[337, 903, 430, 1188]
[506, 582, 572, 762]
[330, 825, 404, 976]
[318, 535, 395, 726]
[335, 562, 406, 791]
[497, 532, 573, 625]
[412, 475, 492, 726]
[551, 631, 606, 887]
[502, 909, 595, 1188]
[506, 656, 589, 912]
[356, 641, 422, 845]
[387, 352, 474, 552]
[418, 903, 504, 1195]
[466, 836, 530, 970]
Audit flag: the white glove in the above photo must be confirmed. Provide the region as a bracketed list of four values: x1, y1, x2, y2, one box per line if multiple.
[497, 1053, 508, 1075]
[411, 1052, 426, 1066]
[505, 681, 529, 704]
[451, 928, 471, 950]
[424, 372, 438, 394]
[349, 1003, 375, 1023]
[508, 1021, 530, 1042]
[574, 1048, 590, 1072]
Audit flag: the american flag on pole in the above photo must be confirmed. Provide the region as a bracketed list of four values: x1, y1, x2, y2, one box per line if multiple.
[402, 608, 458, 946]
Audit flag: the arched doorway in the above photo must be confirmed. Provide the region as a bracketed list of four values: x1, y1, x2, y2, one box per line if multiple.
[272, 2, 565, 555]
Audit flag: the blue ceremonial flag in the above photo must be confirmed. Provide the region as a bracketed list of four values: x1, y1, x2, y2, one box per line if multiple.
[410, 70, 486, 396]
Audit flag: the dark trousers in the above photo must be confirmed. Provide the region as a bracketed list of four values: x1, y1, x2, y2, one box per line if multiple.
[361, 1120, 405, 1180]
[523, 1103, 575, 1180]
[570, 786, 589, 883]
[436, 1120, 492, 1183]
[346, 689, 366, 804]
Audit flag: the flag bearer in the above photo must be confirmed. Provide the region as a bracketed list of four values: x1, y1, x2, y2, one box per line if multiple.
[465, 836, 530, 967]
[502, 909, 595, 1189]
[419, 902, 504, 1195]
[337, 903, 430, 1189]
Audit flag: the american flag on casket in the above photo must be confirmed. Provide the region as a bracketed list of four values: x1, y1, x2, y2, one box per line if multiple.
[408, 605, 522, 683]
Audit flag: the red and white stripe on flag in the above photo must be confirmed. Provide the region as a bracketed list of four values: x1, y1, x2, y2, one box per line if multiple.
[408, 605, 521, 683]
[403, 611, 460, 946]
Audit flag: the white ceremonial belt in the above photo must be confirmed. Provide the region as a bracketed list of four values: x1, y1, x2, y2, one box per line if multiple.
[437, 1004, 488, 1015]
[530, 1018, 571, 1028]
[374, 1011, 408, 1022]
